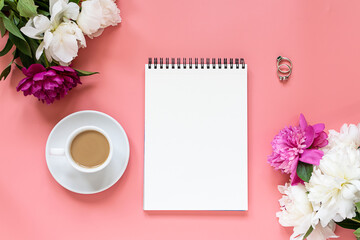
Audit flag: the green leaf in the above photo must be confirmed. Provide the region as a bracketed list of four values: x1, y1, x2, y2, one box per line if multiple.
[17, 50, 33, 68]
[17, 0, 38, 18]
[0, 0, 4, 11]
[12, 14, 20, 26]
[14, 61, 22, 70]
[35, 0, 50, 10]
[296, 162, 313, 182]
[356, 202, 360, 213]
[12, 48, 19, 58]
[37, 9, 50, 16]
[8, 33, 31, 57]
[0, 12, 26, 41]
[0, 62, 11, 80]
[0, 18, 6, 37]
[75, 69, 99, 76]
[4, 0, 17, 10]
[355, 228, 360, 238]
[0, 37, 13, 56]
[303, 226, 313, 239]
[337, 219, 360, 230]
[26, 37, 39, 53]
[69, 0, 79, 4]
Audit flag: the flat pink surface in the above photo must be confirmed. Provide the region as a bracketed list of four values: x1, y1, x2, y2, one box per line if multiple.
[0, 0, 359, 239]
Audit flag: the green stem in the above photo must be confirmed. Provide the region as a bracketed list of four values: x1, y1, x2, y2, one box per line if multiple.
[43, 54, 49, 67]
[350, 218, 360, 224]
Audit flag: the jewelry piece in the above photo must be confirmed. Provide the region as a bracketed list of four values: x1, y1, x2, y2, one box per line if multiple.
[278, 63, 291, 74]
[277, 56, 292, 81]
[277, 64, 292, 81]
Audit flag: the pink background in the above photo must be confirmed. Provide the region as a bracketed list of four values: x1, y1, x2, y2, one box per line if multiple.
[0, 0, 359, 239]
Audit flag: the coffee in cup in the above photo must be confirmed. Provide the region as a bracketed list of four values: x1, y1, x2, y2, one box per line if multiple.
[50, 126, 113, 173]
[70, 130, 110, 168]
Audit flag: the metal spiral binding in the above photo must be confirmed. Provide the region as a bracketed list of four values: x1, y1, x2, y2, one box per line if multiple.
[148, 58, 245, 69]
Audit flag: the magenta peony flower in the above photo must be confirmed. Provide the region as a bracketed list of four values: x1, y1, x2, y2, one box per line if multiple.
[16, 64, 81, 104]
[268, 114, 328, 185]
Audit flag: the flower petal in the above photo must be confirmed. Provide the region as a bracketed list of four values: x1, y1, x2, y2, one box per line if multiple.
[300, 149, 323, 165]
[20, 15, 51, 39]
[25, 64, 46, 76]
[16, 77, 32, 91]
[63, 2, 80, 20]
[20, 26, 43, 40]
[32, 15, 52, 32]
[313, 132, 329, 148]
[291, 171, 304, 185]
[36, 41, 45, 60]
[304, 126, 315, 148]
[43, 31, 53, 49]
[299, 113, 308, 131]
[312, 123, 325, 133]
[33, 72, 46, 81]
[50, 0, 67, 26]
[76, 0, 102, 36]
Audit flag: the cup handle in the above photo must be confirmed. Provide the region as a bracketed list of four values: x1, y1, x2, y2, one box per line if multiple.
[50, 148, 65, 156]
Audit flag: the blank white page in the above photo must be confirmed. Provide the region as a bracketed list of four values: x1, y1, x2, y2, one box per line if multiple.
[144, 63, 247, 210]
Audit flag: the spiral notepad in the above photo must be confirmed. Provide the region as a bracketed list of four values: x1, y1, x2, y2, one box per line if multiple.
[144, 58, 248, 211]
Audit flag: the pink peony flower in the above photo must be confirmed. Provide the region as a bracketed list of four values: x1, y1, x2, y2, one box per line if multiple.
[268, 114, 328, 185]
[16, 64, 81, 104]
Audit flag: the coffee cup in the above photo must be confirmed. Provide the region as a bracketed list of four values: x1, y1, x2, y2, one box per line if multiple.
[50, 126, 113, 173]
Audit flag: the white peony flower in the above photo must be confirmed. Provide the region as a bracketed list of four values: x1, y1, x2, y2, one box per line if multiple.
[277, 183, 338, 240]
[39, 22, 86, 65]
[20, 0, 85, 65]
[307, 145, 360, 227]
[77, 0, 121, 38]
[322, 124, 360, 153]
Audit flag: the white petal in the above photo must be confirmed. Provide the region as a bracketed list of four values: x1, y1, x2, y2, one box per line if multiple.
[89, 28, 104, 38]
[24, 18, 34, 27]
[43, 31, 53, 49]
[55, 35, 78, 63]
[49, 0, 68, 16]
[76, 0, 102, 36]
[32, 15, 51, 32]
[63, 2, 80, 20]
[307, 222, 338, 240]
[98, 0, 121, 27]
[44, 49, 52, 63]
[20, 26, 43, 39]
[50, 0, 67, 26]
[74, 24, 86, 47]
[20, 15, 51, 39]
[36, 41, 45, 60]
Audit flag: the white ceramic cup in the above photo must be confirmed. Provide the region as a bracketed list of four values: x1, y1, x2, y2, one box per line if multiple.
[50, 126, 113, 173]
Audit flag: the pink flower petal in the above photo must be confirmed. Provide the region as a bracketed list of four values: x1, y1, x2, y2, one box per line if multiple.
[304, 126, 315, 148]
[23, 64, 46, 77]
[290, 171, 304, 186]
[312, 123, 325, 133]
[33, 72, 46, 81]
[299, 149, 323, 165]
[312, 131, 329, 148]
[299, 113, 308, 131]
[16, 77, 32, 91]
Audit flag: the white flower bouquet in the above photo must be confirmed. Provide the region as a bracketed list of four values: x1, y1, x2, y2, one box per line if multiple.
[0, 0, 121, 103]
[269, 114, 360, 240]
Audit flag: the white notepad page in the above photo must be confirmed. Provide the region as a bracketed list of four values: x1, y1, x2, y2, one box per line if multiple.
[144, 63, 248, 211]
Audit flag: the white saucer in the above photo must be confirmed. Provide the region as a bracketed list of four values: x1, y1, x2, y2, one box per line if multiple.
[45, 110, 130, 194]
